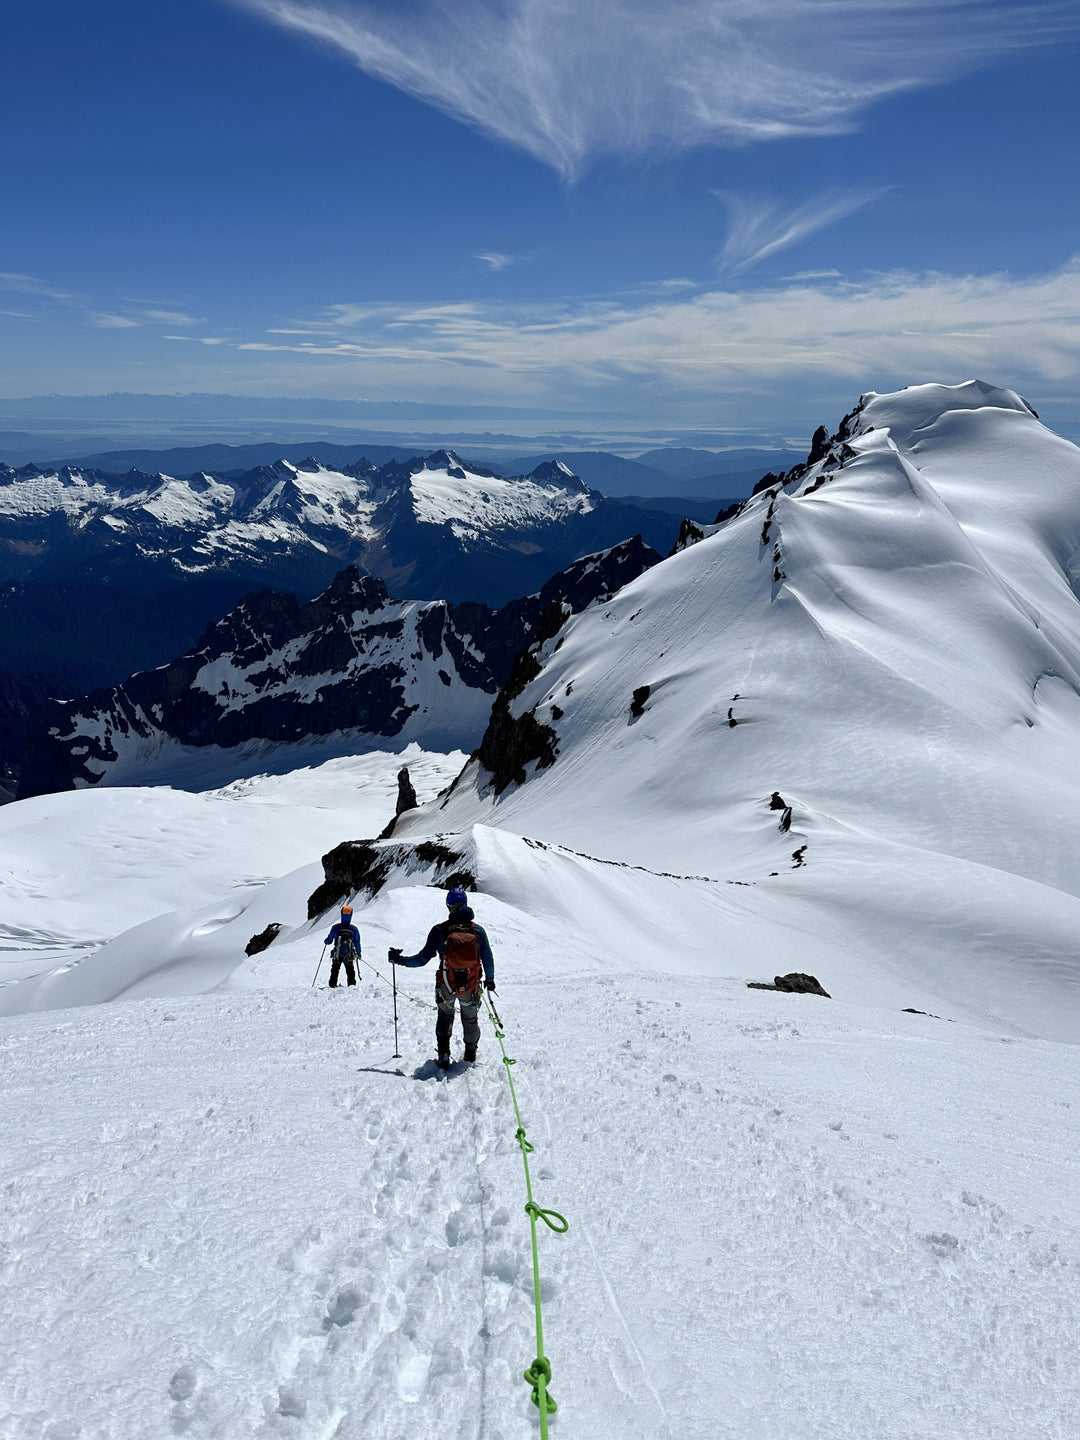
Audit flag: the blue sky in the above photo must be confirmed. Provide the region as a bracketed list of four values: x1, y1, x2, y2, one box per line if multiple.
[3, 0, 1080, 440]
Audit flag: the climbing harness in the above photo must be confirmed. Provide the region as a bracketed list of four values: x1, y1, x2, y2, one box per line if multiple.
[482, 991, 568, 1435]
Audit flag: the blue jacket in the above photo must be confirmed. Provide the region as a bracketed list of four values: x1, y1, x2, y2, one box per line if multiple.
[396, 905, 494, 983]
[324, 921, 361, 953]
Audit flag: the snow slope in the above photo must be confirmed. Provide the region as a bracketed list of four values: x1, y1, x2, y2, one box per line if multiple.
[2, 880, 1079, 1440]
[0, 747, 462, 995]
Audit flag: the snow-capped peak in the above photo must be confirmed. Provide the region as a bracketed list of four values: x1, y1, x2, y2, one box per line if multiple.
[395, 380, 1080, 1040]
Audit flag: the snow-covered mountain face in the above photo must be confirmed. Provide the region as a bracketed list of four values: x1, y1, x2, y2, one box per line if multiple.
[17, 538, 661, 798]
[387, 381, 1080, 1040]
[0, 448, 673, 608]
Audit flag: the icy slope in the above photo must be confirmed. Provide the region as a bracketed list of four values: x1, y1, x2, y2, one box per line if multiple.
[2, 885, 1079, 1440]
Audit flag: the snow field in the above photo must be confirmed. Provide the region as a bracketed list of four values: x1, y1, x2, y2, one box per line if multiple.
[0, 747, 463, 995]
[2, 962, 1078, 1440]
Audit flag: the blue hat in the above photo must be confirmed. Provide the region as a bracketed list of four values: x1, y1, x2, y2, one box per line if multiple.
[446, 887, 467, 908]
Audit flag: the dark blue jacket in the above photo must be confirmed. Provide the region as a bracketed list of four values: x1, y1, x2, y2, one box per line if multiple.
[397, 905, 494, 983]
[324, 921, 361, 954]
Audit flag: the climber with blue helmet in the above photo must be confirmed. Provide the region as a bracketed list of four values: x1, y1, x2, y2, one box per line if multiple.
[389, 887, 495, 1068]
[323, 903, 361, 988]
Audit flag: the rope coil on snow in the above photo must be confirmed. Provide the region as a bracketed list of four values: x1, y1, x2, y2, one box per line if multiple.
[482, 991, 567, 1433]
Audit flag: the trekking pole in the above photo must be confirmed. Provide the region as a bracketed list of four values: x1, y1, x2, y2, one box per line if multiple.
[486, 989, 504, 1029]
[391, 955, 402, 1058]
[311, 945, 327, 988]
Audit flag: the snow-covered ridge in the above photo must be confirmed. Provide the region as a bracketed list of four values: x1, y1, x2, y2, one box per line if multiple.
[384, 381, 1080, 1039]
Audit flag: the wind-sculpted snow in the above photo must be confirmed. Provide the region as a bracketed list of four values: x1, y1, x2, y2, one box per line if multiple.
[0, 747, 464, 1000]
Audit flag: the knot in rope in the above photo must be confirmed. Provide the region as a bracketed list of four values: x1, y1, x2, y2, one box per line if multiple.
[523, 1356, 558, 1415]
[525, 1200, 569, 1233]
[515, 1125, 534, 1153]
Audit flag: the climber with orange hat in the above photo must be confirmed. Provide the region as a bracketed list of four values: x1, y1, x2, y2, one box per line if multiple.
[323, 903, 361, 987]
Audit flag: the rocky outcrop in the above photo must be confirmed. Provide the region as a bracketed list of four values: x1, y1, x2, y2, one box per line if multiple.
[378, 766, 421, 838]
[469, 537, 662, 796]
[307, 837, 476, 918]
[747, 973, 831, 998]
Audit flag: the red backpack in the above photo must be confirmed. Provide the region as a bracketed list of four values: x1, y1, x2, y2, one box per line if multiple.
[442, 921, 483, 996]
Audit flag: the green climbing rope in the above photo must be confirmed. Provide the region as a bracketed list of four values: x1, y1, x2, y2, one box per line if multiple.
[482, 992, 568, 1436]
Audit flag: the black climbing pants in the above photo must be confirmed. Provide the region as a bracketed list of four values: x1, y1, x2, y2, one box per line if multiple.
[329, 944, 357, 987]
[435, 980, 480, 1054]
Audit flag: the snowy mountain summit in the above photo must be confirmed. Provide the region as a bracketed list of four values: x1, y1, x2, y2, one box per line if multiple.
[389, 380, 1080, 1040]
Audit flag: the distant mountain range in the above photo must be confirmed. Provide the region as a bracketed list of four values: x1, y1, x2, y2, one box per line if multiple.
[0, 449, 677, 679]
[1, 429, 803, 502]
[18, 538, 660, 799]
[0, 449, 676, 603]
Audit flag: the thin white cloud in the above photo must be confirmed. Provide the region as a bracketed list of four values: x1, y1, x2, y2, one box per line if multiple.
[225, 260, 1080, 397]
[162, 334, 230, 345]
[475, 251, 517, 271]
[783, 268, 844, 281]
[230, 0, 1079, 179]
[142, 308, 202, 325]
[0, 272, 75, 301]
[90, 312, 142, 329]
[716, 190, 889, 273]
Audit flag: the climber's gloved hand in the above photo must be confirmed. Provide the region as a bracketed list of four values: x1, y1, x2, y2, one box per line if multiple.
[484, 978, 497, 992]
[388, 947, 403, 964]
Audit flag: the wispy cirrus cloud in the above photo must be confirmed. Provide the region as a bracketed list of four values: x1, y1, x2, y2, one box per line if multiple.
[0, 274, 209, 334]
[89, 312, 142, 329]
[230, 0, 1079, 179]
[475, 251, 518, 271]
[716, 189, 889, 273]
[162, 334, 230, 345]
[142, 309, 202, 325]
[0, 272, 76, 302]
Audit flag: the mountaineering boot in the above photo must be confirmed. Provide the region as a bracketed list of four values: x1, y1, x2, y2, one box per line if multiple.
[464, 1045, 477, 1063]
[437, 1054, 452, 1070]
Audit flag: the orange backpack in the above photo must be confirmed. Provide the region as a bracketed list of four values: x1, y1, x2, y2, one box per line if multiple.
[442, 921, 483, 995]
